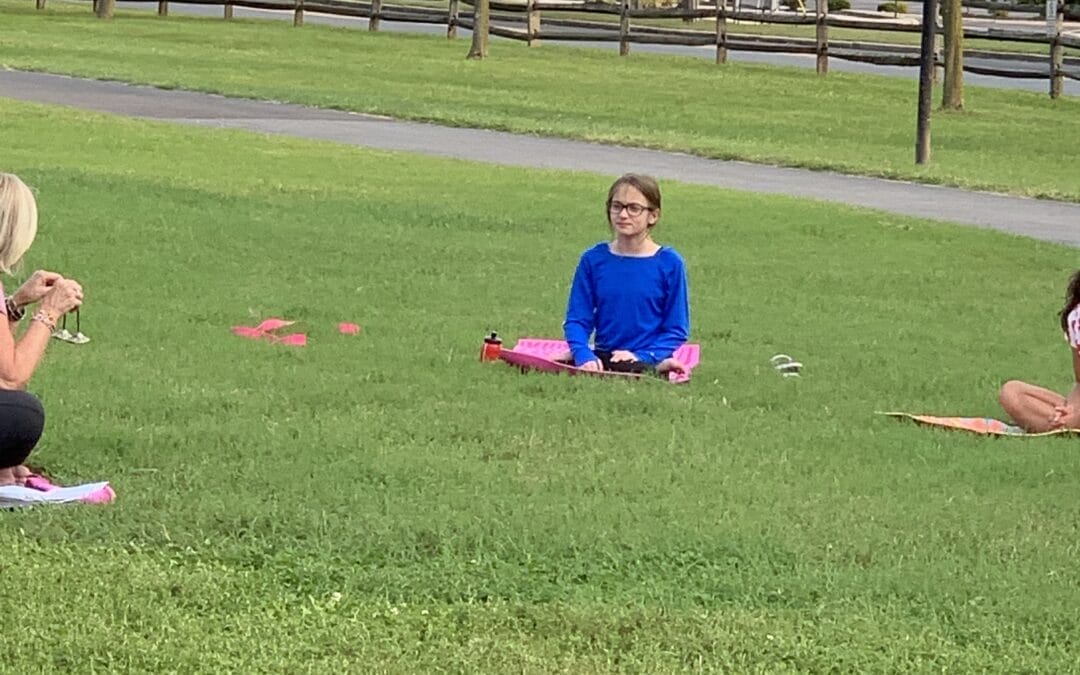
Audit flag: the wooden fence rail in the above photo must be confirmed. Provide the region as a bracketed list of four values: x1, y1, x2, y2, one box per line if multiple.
[963, 0, 1080, 18]
[53, 0, 1080, 93]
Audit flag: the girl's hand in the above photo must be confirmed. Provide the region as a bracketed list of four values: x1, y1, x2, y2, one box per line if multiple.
[610, 350, 637, 362]
[40, 278, 84, 315]
[657, 358, 686, 375]
[1053, 404, 1080, 430]
[12, 270, 63, 306]
[579, 360, 603, 372]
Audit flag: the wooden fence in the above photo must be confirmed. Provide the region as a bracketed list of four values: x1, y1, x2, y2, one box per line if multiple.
[65, 0, 1080, 96]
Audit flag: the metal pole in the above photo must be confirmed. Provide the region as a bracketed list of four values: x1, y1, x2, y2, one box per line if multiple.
[915, 0, 938, 165]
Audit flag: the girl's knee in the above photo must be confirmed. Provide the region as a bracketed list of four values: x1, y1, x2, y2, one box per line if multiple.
[998, 380, 1026, 408]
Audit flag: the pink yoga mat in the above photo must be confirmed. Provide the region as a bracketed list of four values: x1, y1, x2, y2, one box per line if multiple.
[499, 349, 644, 380]
[498, 339, 700, 384]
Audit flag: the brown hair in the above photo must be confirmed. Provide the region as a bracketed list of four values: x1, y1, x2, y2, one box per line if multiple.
[1060, 270, 1080, 333]
[605, 173, 661, 226]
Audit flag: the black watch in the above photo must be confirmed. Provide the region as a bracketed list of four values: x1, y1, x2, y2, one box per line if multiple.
[5, 296, 26, 321]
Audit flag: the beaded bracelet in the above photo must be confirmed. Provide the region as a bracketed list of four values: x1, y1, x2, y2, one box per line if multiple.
[30, 310, 57, 332]
[4, 296, 25, 322]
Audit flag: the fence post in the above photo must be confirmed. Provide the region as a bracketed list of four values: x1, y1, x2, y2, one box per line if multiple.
[1049, 1, 1063, 98]
[526, 0, 541, 46]
[35, 0, 45, 9]
[931, 16, 942, 83]
[619, 0, 630, 56]
[815, 0, 828, 74]
[370, 0, 382, 30]
[224, 1, 233, 18]
[683, 0, 698, 23]
[447, 0, 459, 38]
[715, 0, 727, 63]
[294, 0, 304, 26]
[157, 0, 168, 15]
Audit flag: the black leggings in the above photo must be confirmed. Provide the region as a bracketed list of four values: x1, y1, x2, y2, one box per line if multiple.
[0, 390, 45, 469]
[594, 350, 655, 375]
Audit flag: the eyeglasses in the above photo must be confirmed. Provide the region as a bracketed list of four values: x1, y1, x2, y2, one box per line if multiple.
[608, 201, 654, 217]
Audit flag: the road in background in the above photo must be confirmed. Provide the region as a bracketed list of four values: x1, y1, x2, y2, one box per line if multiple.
[3, 69, 1079, 246]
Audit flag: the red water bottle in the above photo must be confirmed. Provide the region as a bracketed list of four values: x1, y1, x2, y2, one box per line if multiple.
[480, 332, 502, 362]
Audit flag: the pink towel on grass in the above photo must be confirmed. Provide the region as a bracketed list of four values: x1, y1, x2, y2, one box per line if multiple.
[499, 338, 700, 383]
[231, 318, 307, 346]
[232, 318, 360, 345]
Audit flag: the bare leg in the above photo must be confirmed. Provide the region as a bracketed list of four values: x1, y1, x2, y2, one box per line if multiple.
[999, 380, 1066, 433]
[0, 468, 14, 487]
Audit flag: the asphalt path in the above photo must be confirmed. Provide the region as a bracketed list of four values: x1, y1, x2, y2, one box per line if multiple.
[2, 69, 1078, 246]
[114, 0, 1080, 96]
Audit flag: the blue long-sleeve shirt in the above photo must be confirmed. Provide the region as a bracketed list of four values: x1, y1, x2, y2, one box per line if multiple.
[563, 242, 690, 367]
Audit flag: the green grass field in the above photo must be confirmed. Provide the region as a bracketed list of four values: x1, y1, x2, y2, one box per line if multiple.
[2, 97, 1079, 670]
[2, 0, 1079, 202]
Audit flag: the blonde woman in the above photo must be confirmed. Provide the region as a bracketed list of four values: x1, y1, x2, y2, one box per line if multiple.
[0, 173, 84, 486]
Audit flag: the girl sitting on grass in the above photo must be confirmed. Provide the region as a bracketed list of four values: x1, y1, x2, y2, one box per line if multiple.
[561, 173, 690, 376]
[999, 270, 1080, 433]
[0, 173, 85, 486]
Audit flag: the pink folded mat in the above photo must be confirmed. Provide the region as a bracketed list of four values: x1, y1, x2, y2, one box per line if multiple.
[498, 338, 700, 383]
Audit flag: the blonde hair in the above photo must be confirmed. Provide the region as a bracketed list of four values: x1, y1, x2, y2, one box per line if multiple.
[0, 173, 39, 275]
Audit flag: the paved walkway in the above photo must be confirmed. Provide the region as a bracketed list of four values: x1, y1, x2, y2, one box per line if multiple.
[2, 69, 1078, 246]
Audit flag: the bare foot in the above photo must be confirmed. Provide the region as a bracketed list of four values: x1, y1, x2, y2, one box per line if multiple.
[0, 468, 15, 487]
[11, 465, 30, 485]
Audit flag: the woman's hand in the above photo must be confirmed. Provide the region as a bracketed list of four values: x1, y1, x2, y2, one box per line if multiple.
[12, 270, 63, 307]
[579, 360, 604, 372]
[610, 350, 638, 363]
[39, 278, 84, 316]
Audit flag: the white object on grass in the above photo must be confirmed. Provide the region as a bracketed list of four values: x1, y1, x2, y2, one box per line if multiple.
[0, 482, 111, 507]
[770, 354, 803, 377]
